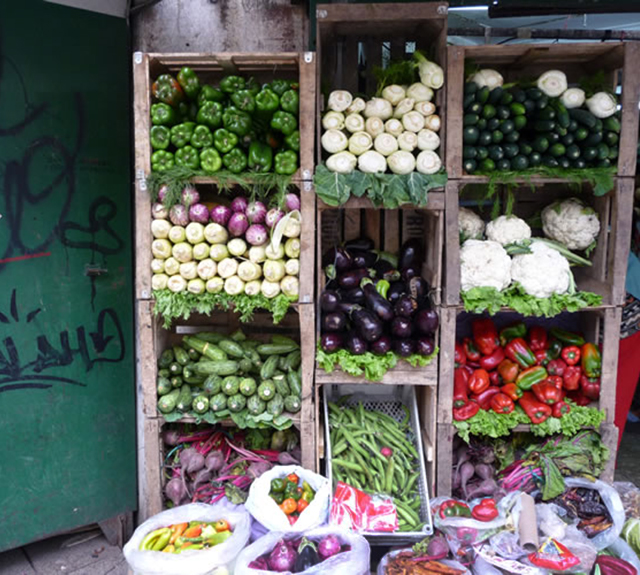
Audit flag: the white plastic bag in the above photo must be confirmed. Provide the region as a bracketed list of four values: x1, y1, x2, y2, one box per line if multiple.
[234, 527, 370, 575]
[245, 465, 330, 533]
[377, 548, 470, 575]
[608, 538, 640, 573]
[123, 502, 251, 575]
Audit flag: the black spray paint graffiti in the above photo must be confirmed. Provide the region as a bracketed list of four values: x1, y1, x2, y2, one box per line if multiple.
[0, 289, 125, 394]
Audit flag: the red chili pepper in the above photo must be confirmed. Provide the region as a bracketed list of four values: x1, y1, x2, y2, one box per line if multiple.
[471, 498, 499, 522]
[547, 358, 567, 377]
[504, 337, 536, 368]
[566, 390, 591, 406]
[453, 367, 470, 408]
[527, 326, 548, 351]
[468, 369, 490, 394]
[534, 349, 550, 366]
[546, 375, 563, 390]
[479, 347, 505, 371]
[562, 365, 581, 391]
[520, 391, 552, 424]
[561, 345, 581, 366]
[532, 382, 562, 405]
[500, 383, 523, 402]
[453, 401, 480, 421]
[462, 337, 481, 362]
[553, 401, 571, 418]
[472, 318, 499, 356]
[581, 375, 601, 400]
[489, 370, 501, 387]
[455, 342, 467, 367]
[497, 359, 519, 383]
[490, 392, 515, 414]
[472, 386, 501, 410]
[581, 343, 601, 378]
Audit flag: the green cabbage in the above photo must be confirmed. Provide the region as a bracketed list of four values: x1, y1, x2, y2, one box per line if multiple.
[622, 519, 640, 557]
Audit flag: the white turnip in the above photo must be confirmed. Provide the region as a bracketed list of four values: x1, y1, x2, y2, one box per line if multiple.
[151, 219, 171, 239]
[168, 225, 186, 244]
[227, 238, 248, 257]
[185, 222, 205, 244]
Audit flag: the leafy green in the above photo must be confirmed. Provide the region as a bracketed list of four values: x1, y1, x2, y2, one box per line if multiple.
[161, 408, 293, 430]
[316, 346, 439, 382]
[313, 164, 447, 208]
[373, 59, 417, 96]
[152, 289, 293, 328]
[579, 70, 615, 98]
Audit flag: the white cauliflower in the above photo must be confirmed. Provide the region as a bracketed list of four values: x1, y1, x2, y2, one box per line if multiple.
[460, 240, 512, 292]
[458, 207, 485, 242]
[485, 215, 531, 246]
[541, 198, 600, 251]
[511, 241, 571, 298]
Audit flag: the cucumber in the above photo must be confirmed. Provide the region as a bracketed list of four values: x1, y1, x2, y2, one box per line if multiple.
[523, 100, 536, 114]
[482, 104, 497, 119]
[258, 380, 276, 401]
[476, 86, 490, 104]
[173, 346, 190, 366]
[476, 118, 488, 131]
[463, 146, 477, 160]
[552, 101, 570, 128]
[547, 132, 560, 144]
[549, 143, 566, 158]
[266, 393, 284, 417]
[170, 375, 183, 389]
[194, 332, 225, 343]
[469, 101, 483, 115]
[511, 155, 529, 170]
[491, 130, 504, 144]
[608, 146, 619, 160]
[568, 119, 579, 132]
[194, 360, 240, 376]
[158, 388, 180, 414]
[568, 108, 597, 129]
[239, 377, 257, 397]
[582, 147, 598, 162]
[496, 105, 510, 120]
[463, 126, 479, 145]
[512, 88, 526, 103]
[555, 126, 568, 137]
[487, 117, 500, 131]
[271, 335, 298, 346]
[284, 395, 301, 413]
[176, 384, 192, 412]
[158, 349, 175, 369]
[218, 339, 245, 358]
[596, 143, 610, 160]
[464, 82, 478, 95]
[534, 120, 555, 132]
[529, 152, 542, 167]
[227, 394, 246, 413]
[221, 375, 241, 396]
[273, 373, 290, 397]
[157, 376, 172, 396]
[463, 113, 479, 126]
[478, 131, 492, 146]
[230, 329, 246, 342]
[526, 87, 543, 100]
[510, 102, 526, 116]
[169, 362, 182, 376]
[519, 143, 533, 156]
[500, 91, 514, 105]
[243, 347, 262, 366]
[597, 158, 612, 168]
[535, 95, 549, 110]
[260, 355, 281, 379]
[187, 348, 201, 362]
[256, 343, 299, 356]
[488, 145, 504, 161]
[604, 131, 619, 147]
[209, 393, 227, 412]
[558, 157, 571, 169]
[572, 158, 587, 169]
[463, 93, 475, 110]
[158, 368, 170, 378]
[202, 374, 222, 396]
[183, 365, 205, 385]
[184, 336, 228, 361]
[513, 116, 527, 131]
[192, 394, 209, 414]
[503, 143, 519, 158]
[603, 116, 621, 133]
[504, 131, 520, 143]
[538, 106, 556, 121]
[277, 356, 288, 371]
[476, 146, 489, 160]
[496, 158, 511, 171]
[594, 118, 604, 132]
[463, 159, 477, 173]
[479, 158, 496, 171]
[574, 127, 589, 141]
[542, 155, 559, 168]
[499, 119, 515, 135]
[239, 358, 253, 373]
[532, 136, 549, 153]
[247, 395, 266, 415]
[584, 132, 603, 146]
[287, 371, 302, 396]
[566, 144, 581, 161]
[488, 87, 503, 105]
[561, 133, 575, 146]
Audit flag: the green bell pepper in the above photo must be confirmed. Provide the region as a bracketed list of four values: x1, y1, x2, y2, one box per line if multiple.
[246, 77, 261, 96]
[285, 130, 300, 152]
[170, 122, 196, 148]
[280, 89, 299, 114]
[274, 150, 298, 175]
[177, 66, 200, 100]
[248, 142, 273, 173]
[152, 74, 184, 106]
[270, 79, 291, 97]
[151, 103, 176, 126]
[270, 478, 286, 493]
[178, 101, 198, 122]
[175, 145, 200, 169]
[230, 89, 256, 114]
[200, 148, 222, 173]
[271, 491, 285, 505]
[198, 84, 225, 105]
[270, 111, 297, 136]
[255, 88, 280, 114]
[222, 106, 252, 137]
[196, 101, 223, 129]
[191, 125, 213, 149]
[213, 128, 239, 154]
[151, 150, 174, 172]
[220, 75, 245, 94]
[222, 148, 247, 173]
[206, 530, 232, 547]
[150, 125, 171, 150]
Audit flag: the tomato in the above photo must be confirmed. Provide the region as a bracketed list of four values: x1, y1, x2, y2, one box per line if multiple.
[297, 499, 309, 513]
[213, 519, 230, 532]
[280, 498, 297, 515]
[286, 473, 299, 484]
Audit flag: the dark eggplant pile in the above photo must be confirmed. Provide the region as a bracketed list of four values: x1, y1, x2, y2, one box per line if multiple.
[320, 238, 439, 358]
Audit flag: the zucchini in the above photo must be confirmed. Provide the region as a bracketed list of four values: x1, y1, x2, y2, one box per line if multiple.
[170, 375, 183, 389]
[603, 116, 621, 133]
[476, 146, 489, 160]
[158, 388, 180, 414]
[218, 339, 245, 358]
[532, 136, 549, 153]
[566, 144, 581, 160]
[194, 360, 240, 376]
[256, 343, 299, 356]
[173, 346, 190, 366]
[496, 105, 510, 120]
[529, 152, 542, 167]
[202, 374, 222, 396]
[584, 132, 603, 146]
[227, 394, 246, 413]
[479, 158, 496, 171]
[284, 395, 301, 414]
[504, 131, 520, 143]
[596, 143, 610, 160]
[192, 394, 209, 415]
[221, 375, 241, 396]
[503, 143, 519, 158]
[488, 145, 504, 161]
[169, 362, 182, 376]
[283, 350, 302, 371]
[158, 349, 175, 369]
[482, 104, 497, 119]
[463, 159, 477, 173]
[184, 336, 228, 362]
[157, 376, 172, 396]
[534, 120, 555, 132]
[478, 131, 492, 146]
[500, 91, 514, 105]
[260, 355, 281, 379]
[491, 130, 504, 144]
[239, 377, 257, 397]
[469, 101, 483, 115]
[266, 393, 285, 417]
[496, 158, 511, 171]
[176, 384, 192, 412]
[194, 332, 225, 343]
[511, 155, 529, 170]
[604, 131, 619, 147]
[538, 107, 556, 121]
[499, 119, 515, 134]
[568, 108, 597, 130]
[549, 143, 566, 158]
[463, 113, 479, 126]
[247, 395, 266, 415]
[488, 87, 503, 105]
[513, 115, 527, 130]
[510, 102, 526, 116]
[274, 374, 291, 397]
[476, 86, 490, 104]
[463, 126, 479, 145]
[209, 393, 227, 412]
[287, 371, 302, 396]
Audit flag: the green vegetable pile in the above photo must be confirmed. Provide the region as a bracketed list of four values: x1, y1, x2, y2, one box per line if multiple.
[156, 329, 303, 430]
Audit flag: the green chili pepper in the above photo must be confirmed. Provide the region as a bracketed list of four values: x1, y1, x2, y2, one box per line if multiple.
[213, 128, 239, 154]
[270, 111, 297, 136]
[177, 67, 201, 100]
[274, 150, 298, 175]
[152, 74, 184, 106]
[151, 103, 176, 126]
[222, 107, 252, 137]
[198, 84, 225, 105]
[285, 130, 300, 152]
[170, 122, 196, 148]
[222, 148, 247, 173]
[196, 101, 223, 129]
[375, 279, 390, 299]
[220, 75, 245, 94]
[547, 339, 563, 360]
[191, 125, 213, 149]
[248, 141, 273, 173]
[175, 145, 200, 169]
[206, 530, 232, 546]
[150, 125, 171, 150]
[255, 88, 280, 115]
[200, 148, 222, 173]
[280, 89, 299, 114]
[270, 79, 291, 97]
[549, 328, 586, 346]
[151, 150, 174, 172]
[230, 89, 256, 113]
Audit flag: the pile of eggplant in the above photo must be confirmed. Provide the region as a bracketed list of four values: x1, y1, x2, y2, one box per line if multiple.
[320, 238, 439, 358]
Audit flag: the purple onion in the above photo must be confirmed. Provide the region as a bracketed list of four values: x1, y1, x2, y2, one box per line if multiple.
[245, 224, 268, 246]
[285, 193, 301, 212]
[210, 204, 232, 226]
[157, 185, 168, 201]
[189, 203, 210, 224]
[169, 204, 189, 226]
[318, 534, 342, 560]
[228, 212, 249, 237]
[151, 202, 168, 220]
[265, 208, 285, 229]
[231, 195, 249, 213]
[246, 200, 267, 224]
[181, 186, 200, 208]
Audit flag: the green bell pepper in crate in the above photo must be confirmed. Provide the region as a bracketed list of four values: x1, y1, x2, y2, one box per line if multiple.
[271, 111, 297, 136]
[280, 89, 299, 115]
[230, 89, 256, 114]
[196, 101, 223, 129]
[175, 145, 200, 169]
[200, 148, 222, 173]
[220, 75, 245, 94]
[222, 148, 248, 174]
[191, 125, 213, 149]
[256, 88, 280, 115]
[274, 150, 298, 175]
[270, 79, 291, 97]
[151, 150, 175, 172]
[223, 107, 252, 137]
[198, 85, 225, 105]
[213, 128, 239, 154]
[151, 103, 176, 126]
[152, 74, 183, 106]
[170, 122, 196, 148]
[248, 142, 273, 173]
[178, 101, 198, 122]
[246, 77, 261, 96]
[177, 67, 201, 100]
[285, 130, 300, 152]
[150, 125, 171, 150]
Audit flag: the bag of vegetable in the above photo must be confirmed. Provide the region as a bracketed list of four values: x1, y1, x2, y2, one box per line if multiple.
[234, 527, 370, 575]
[123, 502, 251, 575]
[245, 465, 331, 533]
[376, 549, 470, 575]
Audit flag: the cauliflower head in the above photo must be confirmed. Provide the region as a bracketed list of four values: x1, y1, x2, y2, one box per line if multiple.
[460, 239, 512, 292]
[542, 198, 600, 251]
[485, 215, 532, 246]
[459, 207, 485, 242]
[511, 241, 571, 298]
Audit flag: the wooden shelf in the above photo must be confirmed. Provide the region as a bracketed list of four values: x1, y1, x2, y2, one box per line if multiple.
[317, 190, 445, 211]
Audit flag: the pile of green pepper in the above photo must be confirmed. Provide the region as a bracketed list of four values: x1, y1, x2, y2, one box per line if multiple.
[150, 68, 300, 175]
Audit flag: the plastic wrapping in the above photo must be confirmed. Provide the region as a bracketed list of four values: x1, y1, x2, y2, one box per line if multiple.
[376, 548, 470, 575]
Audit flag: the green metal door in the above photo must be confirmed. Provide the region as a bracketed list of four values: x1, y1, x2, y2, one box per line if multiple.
[0, 0, 136, 550]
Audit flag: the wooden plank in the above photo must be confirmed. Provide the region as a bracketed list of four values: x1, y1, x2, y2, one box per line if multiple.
[364, 209, 382, 248]
[315, 362, 438, 386]
[600, 422, 620, 483]
[299, 302, 317, 472]
[437, 307, 457, 425]
[384, 210, 400, 254]
[610, 178, 634, 305]
[365, 39, 382, 99]
[299, 182, 316, 305]
[137, 300, 159, 418]
[342, 37, 359, 95]
[446, 46, 465, 179]
[316, 3, 448, 24]
[436, 423, 454, 497]
[618, 42, 640, 176]
[444, 182, 461, 306]
[600, 307, 622, 422]
[298, 52, 316, 180]
[138, 417, 163, 522]
[342, 209, 362, 242]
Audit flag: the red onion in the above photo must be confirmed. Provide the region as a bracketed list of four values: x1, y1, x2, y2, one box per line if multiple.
[189, 203, 210, 224]
[246, 200, 267, 224]
[210, 204, 232, 226]
[181, 186, 200, 208]
[318, 535, 342, 561]
[228, 212, 249, 237]
[169, 204, 189, 226]
[231, 195, 249, 213]
[157, 185, 168, 201]
[245, 224, 268, 246]
[265, 208, 285, 229]
[285, 193, 301, 212]
[152, 202, 169, 220]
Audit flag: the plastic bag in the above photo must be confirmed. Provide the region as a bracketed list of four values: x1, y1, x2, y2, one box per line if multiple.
[329, 481, 398, 533]
[245, 465, 331, 533]
[613, 482, 640, 519]
[607, 538, 640, 573]
[123, 502, 251, 575]
[234, 527, 370, 575]
[377, 548, 470, 575]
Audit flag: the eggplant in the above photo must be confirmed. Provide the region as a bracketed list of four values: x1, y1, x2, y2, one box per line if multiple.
[416, 336, 435, 357]
[399, 238, 423, 271]
[350, 249, 377, 269]
[394, 338, 415, 357]
[346, 331, 368, 355]
[338, 301, 360, 315]
[322, 311, 347, 332]
[295, 538, 320, 572]
[373, 258, 394, 277]
[322, 246, 352, 271]
[382, 269, 401, 283]
[387, 281, 406, 305]
[415, 308, 439, 335]
[338, 268, 370, 290]
[362, 282, 395, 322]
[345, 237, 374, 251]
[352, 308, 383, 342]
[320, 290, 341, 312]
[395, 294, 417, 317]
[401, 266, 419, 282]
[321, 332, 344, 353]
[371, 335, 392, 355]
[342, 287, 365, 304]
[409, 276, 429, 301]
[391, 316, 413, 339]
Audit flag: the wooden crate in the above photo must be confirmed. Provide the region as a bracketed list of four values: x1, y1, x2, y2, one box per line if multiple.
[446, 42, 640, 180]
[315, 2, 448, 168]
[443, 178, 635, 308]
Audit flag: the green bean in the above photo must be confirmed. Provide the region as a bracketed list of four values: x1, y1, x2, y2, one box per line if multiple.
[396, 499, 421, 525]
[333, 458, 364, 472]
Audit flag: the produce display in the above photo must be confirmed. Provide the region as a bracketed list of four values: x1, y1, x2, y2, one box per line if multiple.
[384, 553, 463, 575]
[151, 189, 301, 325]
[458, 198, 602, 316]
[156, 330, 302, 429]
[268, 472, 316, 525]
[149, 67, 300, 175]
[138, 519, 233, 553]
[462, 68, 620, 176]
[316, 238, 439, 381]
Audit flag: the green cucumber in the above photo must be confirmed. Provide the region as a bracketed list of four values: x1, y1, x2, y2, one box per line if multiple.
[584, 132, 603, 146]
[209, 393, 227, 412]
[221, 375, 240, 396]
[184, 336, 227, 361]
[464, 82, 478, 95]
[173, 346, 190, 366]
[266, 393, 284, 417]
[596, 143, 610, 160]
[491, 130, 504, 144]
[526, 87, 543, 100]
[597, 158, 612, 168]
[488, 145, 504, 161]
[463, 113, 479, 126]
[496, 105, 510, 120]
[487, 117, 500, 131]
[558, 157, 571, 169]
[157, 376, 172, 396]
[158, 368, 170, 378]
[274, 373, 291, 396]
[568, 108, 597, 129]
[523, 100, 536, 114]
[603, 116, 621, 133]
[532, 136, 549, 153]
[538, 106, 556, 121]
[463, 159, 477, 173]
[239, 377, 257, 397]
[238, 358, 253, 373]
[463, 126, 479, 145]
[169, 362, 182, 376]
[503, 143, 519, 158]
[258, 380, 276, 401]
[479, 158, 496, 171]
[230, 329, 246, 342]
[476, 118, 487, 130]
[194, 332, 225, 343]
[192, 394, 209, 414]
[187, 348, 201, 362]
[568, 119, 579, 132]
[260, 355, 281, 380]
[510, 102, 526, 116]
[488, 87, 503, 105]
[482, 104, 497, 119]
[478, 131, 492, 146]
[463, 146, 477, 159]
[170, 375, 183, 389]
[287, 371, 302, 396]
[549, 143, 566, 158]
[202, 374, 222, 396]
[512, 88, 526, 103]
[476, 146, 489, 160]
[534, 120, 555, 132]
[176, 384, 192, 412]
[463, 93, 475, 110]
[218, 339, 245, 358]
[529, 152, 542, 167]
[542, 155, 559, 168]
[476, 86, 490, 104]
[284, 395, 301, 413]
[158, 388, 180, 414]
[194, 360, 240, 376]
[513, 115, 527, 130]
[511, 155, 529, 170]
[247, 395, 266, 415]
[158, 349, 175, 369]
[496, 158, 511, 171]
[535, 95, 549, 109]
[582, 147, 598, 162]
[572, 158, 587, 169]
[469, 101, 483, 115]
[256, 343, 299, 356]
[500, 91, 514, 105]
[553, 101, 570, 128]
[608, 146, 619, 160]
[504, 131, 520, 143]
[561, 133, 575, 146]
[604, 131, 619, 147]
[519, 143, 533, 156]
[574, 127, 589, 141]
[227, 394, 246, 413]
[283, 350, 302, 371]
[566, 144, 581, 160]
[500, 119, 515, 134]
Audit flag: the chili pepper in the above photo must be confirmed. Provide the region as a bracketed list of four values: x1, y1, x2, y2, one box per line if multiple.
[516, 366, 548, 390]
[566, 390, 591, 406]
[220, 75, 246, 94]
[297, 499, 309, 513]
[270, 478, 286, 493]
[222, 148, 247, 173]
[520, 391, 552, 424]
[562, 365, 581, 391]
[489, 370, 501, 387]
[463, 338, 481, 362]
[479, 347, 505, 371]
[547, 339, 562, 360]
[546, 375, 563, 389]
[151, 102, 176, 126]
[469, 368, 490, 395]
[198, 84, 225, 105]
[439, 500, 471, 519]
[527, 326, 548, 351]
[162, 544, 175, 553]
[561, 345, 581, 366]
[581, 342, 601, 378]
[230, 89, 256, 114]
[151, 150, 174, 172]
[151, 528, 172, 551]
[504, 337, 536, 368]
[532, 382, 562, 405]
[177, 67, 200, 100]
[472, 386, 501, 410]
[270, 79, 291, 97]
[499, 322, 527, 347]
[287, 473, 300, 484]
[534, 350, 549, 366]
[169, 523, 189, 545]
[472, 318, 499, 355]
[501, 383, 523, 402]
[271, 110, 298, 136]
[175, 145, 200, 169]
[549, 328, 586, 346]
[255, 88, 280, 115]
[285, 130, 300, 152]
[280, 498, 297, 515]
[176, 542, 203, 553]
[497, 359, 519, 383]
[223, 106, 252, 137]
[196, 101, 223, 129]
[213, 128, 239, 154]
[490, 392, 515, 414]
[375, 279, 390, 299]
[274, 150, 298, 175]
[191, 125, 213, 149]
[453, 401, 480, 421]
[170, 122, 196, 148]
[183, 525, 202, 539]
[140, 527, 170, 551]
[581, 375, 600, 400]
[553, 401, 571, 418]
[455, 342, 467, 367]
[200, 148, 222, 173]
[152, 74, 184, 106]
[280, 89, 299, 114]
[248, 141, 273, 172]
[453, 367, 469, 408]
[547, 358, 567, 377]
[301, 489, 314, 503]
[150, 125, 171, 150]
[471, 499, 499, 522]
[206, 530, 232, 546]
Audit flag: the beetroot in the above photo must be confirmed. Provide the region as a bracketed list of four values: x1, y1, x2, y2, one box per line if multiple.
[247, 460, 272, 479]
[205, 450, 224, 472]
[180, 447, 205, 474]
[165, 477, 186, 507]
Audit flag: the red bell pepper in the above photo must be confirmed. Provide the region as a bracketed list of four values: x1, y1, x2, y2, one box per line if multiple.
[532, 382, 562, 405]
[566, 390, 591, 406]
[471, 498, 499, 522]
[546, 375, 563, 390]
[453, 367, 469, 408]
[462, 337, 481, 362]
[490, 393, 515, 414]
[520, 391, 552, 424]
[547, 358, 567, 377]
[499, 322, 527, 347]
[439, 500, 471, 519]
[534, 349, 550, 366]
[504, 338, 536, 368]
[497, 359, 519, 383]
[553, 401, 571, 418]
[479, 347, 505, 371]
[472, 386, 501, 410]
[581, 375, 601, 400]
[500, 383, 523, 402]
[528, 326, 548, 351]
[489, 370, 501, 387]
[581, 343, 601, 378]
[561, 345, 581, 366]
[469, 369, 490, 394]
[455, 342, 467, 367]
[472, 318, 499, 356]
[515, 366, 548, 390]
[562, 365, 581, 391]
[453, 401, 480, 421]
